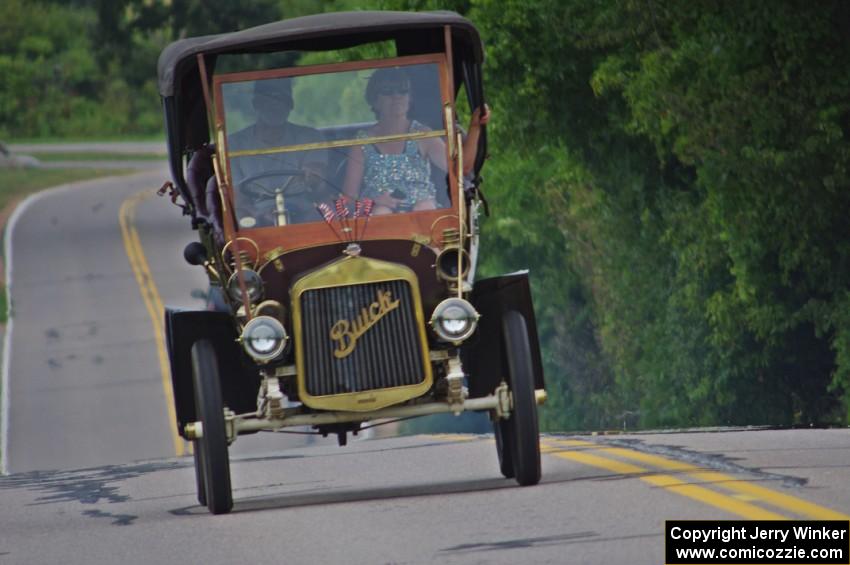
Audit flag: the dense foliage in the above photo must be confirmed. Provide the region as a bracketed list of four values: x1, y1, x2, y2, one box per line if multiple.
[382, 0, 850, 429]
[4, 0, 848, 429]
[1, 0, 152, 137]
[0, 0, 307, 137]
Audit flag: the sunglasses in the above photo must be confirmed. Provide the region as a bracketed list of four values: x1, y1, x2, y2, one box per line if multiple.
[377, 85, 410, 96]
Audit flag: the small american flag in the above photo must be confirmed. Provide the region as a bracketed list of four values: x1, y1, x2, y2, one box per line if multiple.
[354, 199, 364, 218]
[362, 198, 374, 217]
[317, 202, 335, 223]
[335, 197, 350, 218]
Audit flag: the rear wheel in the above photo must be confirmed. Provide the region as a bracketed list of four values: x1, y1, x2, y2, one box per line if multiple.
[191, 339, 233, 514]
[498, 310, 541, 486]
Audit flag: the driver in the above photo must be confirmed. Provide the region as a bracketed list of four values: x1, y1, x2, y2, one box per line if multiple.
[228, 78, 329, 226]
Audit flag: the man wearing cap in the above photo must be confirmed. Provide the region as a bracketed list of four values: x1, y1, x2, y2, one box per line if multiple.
[228, 77, 329, 226]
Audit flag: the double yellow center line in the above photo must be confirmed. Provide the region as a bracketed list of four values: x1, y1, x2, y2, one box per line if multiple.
[543, 437, 848, 520]
[119, 190, 186, 457]
[432, 434, 848, 521]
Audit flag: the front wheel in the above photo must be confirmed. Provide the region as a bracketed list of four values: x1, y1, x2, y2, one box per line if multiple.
[192, 440, 207, 507]
[494, 417, 515, 478]
[191, 339, 233, 514]
[497, 310, 541, 486]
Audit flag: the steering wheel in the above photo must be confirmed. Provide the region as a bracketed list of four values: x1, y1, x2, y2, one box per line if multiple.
[238, 168, 308, 199]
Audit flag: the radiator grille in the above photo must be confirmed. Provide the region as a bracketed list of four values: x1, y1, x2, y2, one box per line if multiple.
[300, 280, 425, 396]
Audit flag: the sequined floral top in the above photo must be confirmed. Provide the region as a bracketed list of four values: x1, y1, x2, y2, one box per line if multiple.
[357, 120, 435, 211]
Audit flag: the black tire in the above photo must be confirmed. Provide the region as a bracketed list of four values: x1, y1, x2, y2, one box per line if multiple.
[494, 418, 515, 478]
[501, 310, 541, 486]
[192, 440, 207, 507]
[191, 339, 233, 514]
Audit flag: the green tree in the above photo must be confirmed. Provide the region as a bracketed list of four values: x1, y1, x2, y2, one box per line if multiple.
[587, 0, 850, 423]
[384, 0, 850, 427]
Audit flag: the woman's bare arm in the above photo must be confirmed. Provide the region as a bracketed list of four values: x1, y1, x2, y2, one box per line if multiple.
[462, 104, 490, 175]
[424, 136, 448, 171]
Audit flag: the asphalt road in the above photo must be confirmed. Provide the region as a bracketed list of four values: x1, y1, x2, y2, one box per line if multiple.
[9, 141, 167, 154]
[0, 167, 848, 564]
[2, 165, 318, 473]
[2, 167, 196, 472]
[8, 141, 167, 170]
[1, 430, 849, 565]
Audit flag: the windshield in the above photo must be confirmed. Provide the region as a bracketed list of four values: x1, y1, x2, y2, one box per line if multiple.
[219, 61, 450, 229]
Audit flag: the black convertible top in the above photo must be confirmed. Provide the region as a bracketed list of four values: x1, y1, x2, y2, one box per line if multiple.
[157, 10, 483, 97]
[158, 10, 487, 216]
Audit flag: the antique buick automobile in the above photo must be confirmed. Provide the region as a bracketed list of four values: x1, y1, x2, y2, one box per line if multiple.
[157, 10, 546, 514]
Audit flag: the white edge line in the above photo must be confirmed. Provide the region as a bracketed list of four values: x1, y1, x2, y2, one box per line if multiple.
[0, 169, 160, 475]
[0, 190, 52, 475]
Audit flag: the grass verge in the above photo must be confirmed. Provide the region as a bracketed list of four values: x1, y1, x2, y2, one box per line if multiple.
[30, 152, 164, 162]
[0, 168, 133, 210]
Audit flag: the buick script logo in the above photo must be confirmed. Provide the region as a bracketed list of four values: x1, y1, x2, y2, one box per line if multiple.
[329, 289, 400, 359]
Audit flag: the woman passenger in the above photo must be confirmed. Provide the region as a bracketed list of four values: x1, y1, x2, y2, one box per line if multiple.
[342, 68, 490, 214]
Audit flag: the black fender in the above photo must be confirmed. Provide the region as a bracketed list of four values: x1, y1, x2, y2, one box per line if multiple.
[461, 271, 545, 399]
[165, 308, 262, 439]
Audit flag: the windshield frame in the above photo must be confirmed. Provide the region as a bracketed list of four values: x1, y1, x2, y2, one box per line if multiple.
[211, 53, 458, 250]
